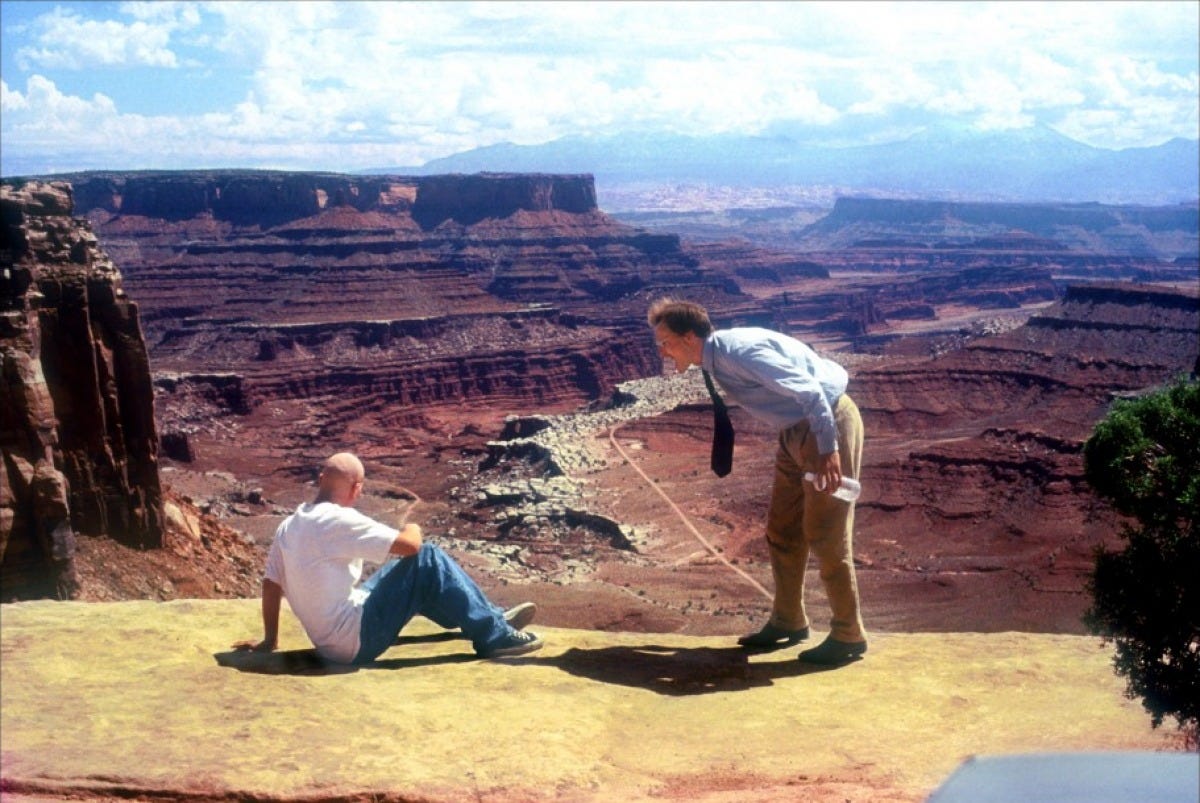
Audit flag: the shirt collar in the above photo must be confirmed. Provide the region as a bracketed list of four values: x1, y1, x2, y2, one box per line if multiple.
[701, 333, 716, 372]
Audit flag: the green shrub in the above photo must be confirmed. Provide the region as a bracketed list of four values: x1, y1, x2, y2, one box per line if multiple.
[1082, 376, 1199, 746]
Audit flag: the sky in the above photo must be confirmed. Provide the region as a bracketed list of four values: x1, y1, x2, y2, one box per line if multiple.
[1, 0, 1198, 176]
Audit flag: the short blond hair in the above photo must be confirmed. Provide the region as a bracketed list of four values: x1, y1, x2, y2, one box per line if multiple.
[647, 298, 714, 338]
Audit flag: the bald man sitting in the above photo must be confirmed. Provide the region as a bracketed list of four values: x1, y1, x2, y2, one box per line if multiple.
[236, 452, 542, 662]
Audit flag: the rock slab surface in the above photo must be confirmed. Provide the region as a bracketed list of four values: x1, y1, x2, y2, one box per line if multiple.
[0, 599, 1180, 802]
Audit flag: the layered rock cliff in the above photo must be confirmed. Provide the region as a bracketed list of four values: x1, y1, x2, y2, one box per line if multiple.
[797, 196, 1200, 262]
[1, 181, 163, 599]
[3, 169, 1194, 634]
[60, 170, 717, 365]
[841, 281, 1199, 629]
[36, 172, 750, 489]
[524, 279, 1198, 637]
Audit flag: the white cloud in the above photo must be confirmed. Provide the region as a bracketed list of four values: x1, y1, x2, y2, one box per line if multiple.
[5, 75, 119, 129]
[187, 2, 848, 149]
[13, 5, 197, 70]
[1, 0, 1196, 174]
[120, 1, 201, 26]
[1, 79, 29, 111]
[0, 72, 438, 173]
[190, 1, 1200, 150]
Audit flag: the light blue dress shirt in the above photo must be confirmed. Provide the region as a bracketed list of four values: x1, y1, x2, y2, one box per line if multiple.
[701, 327, 848, 455]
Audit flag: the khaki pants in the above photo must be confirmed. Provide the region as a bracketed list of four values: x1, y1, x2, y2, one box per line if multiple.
[764, 394, 866, 642]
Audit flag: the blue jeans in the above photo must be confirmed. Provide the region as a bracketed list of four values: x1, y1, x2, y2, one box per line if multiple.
[354, 543, 511, 663]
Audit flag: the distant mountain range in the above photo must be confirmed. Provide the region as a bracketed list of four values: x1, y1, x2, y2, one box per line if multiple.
[364, 125, 1199, 207]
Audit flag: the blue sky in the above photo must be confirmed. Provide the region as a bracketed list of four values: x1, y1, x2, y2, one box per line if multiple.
[1, 1, 1197, 176]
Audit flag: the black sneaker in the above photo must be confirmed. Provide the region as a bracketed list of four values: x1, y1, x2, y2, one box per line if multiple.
[481, 630, 543, 659]
[797, 636, 867, 665]
[737, 623, 810, 649]
[503, 602, 537, 630]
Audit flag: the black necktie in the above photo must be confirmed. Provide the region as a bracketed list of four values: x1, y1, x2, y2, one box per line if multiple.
[702, 370, 734, 477]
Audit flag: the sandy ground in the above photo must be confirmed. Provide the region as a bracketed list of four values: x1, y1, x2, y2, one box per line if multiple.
[0, 599, 1186, 803]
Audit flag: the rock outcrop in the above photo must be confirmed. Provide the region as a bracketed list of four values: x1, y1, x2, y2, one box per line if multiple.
[411, 172, 598, 228]
[797, 196, 1200, 262]
[857, 282, 1200, 435]
[1, 182, 163, 600]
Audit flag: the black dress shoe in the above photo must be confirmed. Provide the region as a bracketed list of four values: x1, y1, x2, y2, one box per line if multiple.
[737, 623, 810, 648]
[797, 636, 867, 665]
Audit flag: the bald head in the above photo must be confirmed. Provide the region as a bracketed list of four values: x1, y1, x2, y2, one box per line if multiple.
[316, 452, 365, 504]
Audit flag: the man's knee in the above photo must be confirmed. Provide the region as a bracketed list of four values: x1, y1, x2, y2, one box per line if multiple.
[818, 557, 853, 583]
[417, 542, 463, 575]
[415, 541, 444, 564]
[766, 527, 804, 554]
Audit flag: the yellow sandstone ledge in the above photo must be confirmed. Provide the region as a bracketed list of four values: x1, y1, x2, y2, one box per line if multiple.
[0, 599, 1181, 802]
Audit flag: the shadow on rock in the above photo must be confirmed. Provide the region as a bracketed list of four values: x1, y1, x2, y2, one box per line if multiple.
[541, 644, 840, 696]
[214, 633, 477, 675]
[394, 631, 460, 646]
[369, 653, 479, 670]
[214, 649, 359, 676]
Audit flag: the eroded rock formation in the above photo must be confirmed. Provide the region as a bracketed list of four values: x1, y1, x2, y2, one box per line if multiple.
[1, 181, 163, 599]
[796, 196, 1200, 262]
[38, 172, 752, 483]
[3, 169, 1194, 634]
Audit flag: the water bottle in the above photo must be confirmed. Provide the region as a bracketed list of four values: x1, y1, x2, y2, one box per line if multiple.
[804, 471, 862, 502]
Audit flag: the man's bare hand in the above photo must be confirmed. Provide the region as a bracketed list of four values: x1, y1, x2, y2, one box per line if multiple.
[817, 451, 843, 495]
[389, 521, 423, 557]
[232, 639, 276, 653]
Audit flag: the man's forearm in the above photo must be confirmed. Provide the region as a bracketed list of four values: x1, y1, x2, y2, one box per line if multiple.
[261, 578, 282, 647]
[388, 522, 423, 557]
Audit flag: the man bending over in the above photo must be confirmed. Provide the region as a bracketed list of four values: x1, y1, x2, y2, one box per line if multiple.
[236, 452, 542, 662]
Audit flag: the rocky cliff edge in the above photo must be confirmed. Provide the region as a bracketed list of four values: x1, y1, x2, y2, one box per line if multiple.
[0, 599, 1182, 802]
[1, 181, 163, 600]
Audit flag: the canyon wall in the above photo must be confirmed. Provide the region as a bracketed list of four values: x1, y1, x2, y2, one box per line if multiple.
[797, 196, 1200, 262]
[3, 168, 1194, 624]
[10, 172, 760, 555]
[52, 172, 739, 466]
[1, 181, 163, 599]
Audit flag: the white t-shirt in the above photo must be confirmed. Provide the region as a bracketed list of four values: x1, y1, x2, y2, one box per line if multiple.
[264, 501, 398, 662]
